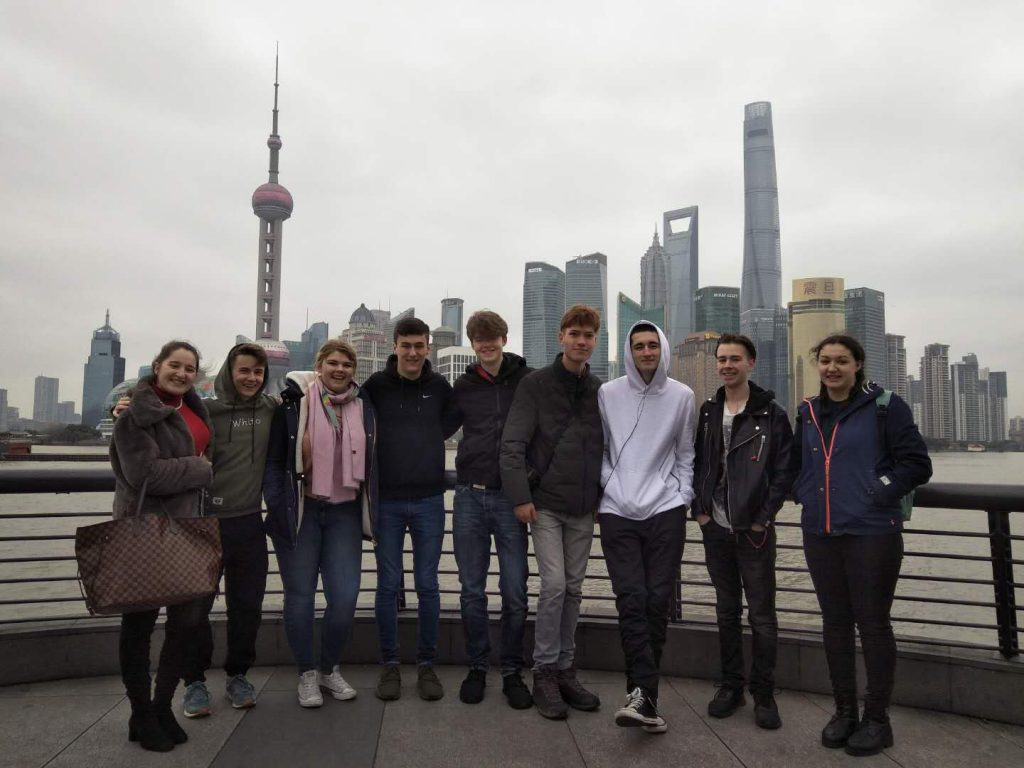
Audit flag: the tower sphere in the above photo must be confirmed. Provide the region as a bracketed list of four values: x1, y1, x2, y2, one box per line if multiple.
[267, 135, 282, 150]
[252, 182, 293, 220]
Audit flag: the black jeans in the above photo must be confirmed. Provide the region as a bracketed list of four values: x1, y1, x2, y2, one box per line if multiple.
[120, 597, 207, 711]
[599, 506, 686, 700]
[803, 531, 903, 718]
[702, 520, 778, 697]
[183, 513, 269, 683]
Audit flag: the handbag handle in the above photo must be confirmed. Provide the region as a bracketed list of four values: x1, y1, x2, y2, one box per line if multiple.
[134, 478, 150, 516]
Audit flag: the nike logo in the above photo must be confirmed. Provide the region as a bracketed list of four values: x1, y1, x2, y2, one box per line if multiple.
[422, 394, 432, 399]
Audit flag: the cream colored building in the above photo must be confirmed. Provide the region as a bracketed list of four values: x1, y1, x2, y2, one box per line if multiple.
[788, 277, 846, 411]
[674, 331, 722, 409]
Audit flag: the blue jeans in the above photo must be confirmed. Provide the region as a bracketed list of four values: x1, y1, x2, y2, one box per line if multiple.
[374, 495, 445, 665]
[275, 498, 363, 673]
[453, 485, 529, 676]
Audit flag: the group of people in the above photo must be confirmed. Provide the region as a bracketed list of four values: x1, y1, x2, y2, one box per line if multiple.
[109, 305, 931, 758]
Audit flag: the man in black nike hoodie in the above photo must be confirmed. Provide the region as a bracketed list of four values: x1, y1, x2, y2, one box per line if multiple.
[363, 317, 461, 703]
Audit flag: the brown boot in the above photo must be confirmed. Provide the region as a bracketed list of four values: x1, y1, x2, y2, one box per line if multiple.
[557, 666, 600, 711]
[532, 666, 568, 719]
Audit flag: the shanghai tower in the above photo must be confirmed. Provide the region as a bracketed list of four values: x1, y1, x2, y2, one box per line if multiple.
[741, 101, 781, 312]
[739, 102, 788, 401]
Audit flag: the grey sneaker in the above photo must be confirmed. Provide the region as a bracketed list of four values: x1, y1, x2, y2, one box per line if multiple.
[225, 674, 256, 709]
[417, 665, 444, 701]
[182, 681, 211, 718]
[376, 665, 402, 701]
[298, 670, 323, 708]
[319, 666, 357, 701]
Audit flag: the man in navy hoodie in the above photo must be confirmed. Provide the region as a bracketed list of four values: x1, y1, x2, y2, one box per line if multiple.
[364, 317, 460, 702]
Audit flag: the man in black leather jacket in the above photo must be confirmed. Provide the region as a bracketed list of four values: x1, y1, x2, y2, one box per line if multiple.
[692, 334, 794, 731]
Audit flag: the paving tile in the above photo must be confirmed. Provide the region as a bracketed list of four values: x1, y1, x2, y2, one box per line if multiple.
[669, 679, 895, 766]
[373, 672, 585, 768]
[45, 668, 272, 768]
[0, 693, 121, 768]
[973, 718, 1024, 750]
[210, 689, 383, 768]
[565, 682, 743, 768]
[884, 705, 1024, 768]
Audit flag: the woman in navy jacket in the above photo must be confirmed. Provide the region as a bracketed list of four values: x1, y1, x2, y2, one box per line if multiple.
[791, 335, 931, 757]
[263, 340, 379, 709]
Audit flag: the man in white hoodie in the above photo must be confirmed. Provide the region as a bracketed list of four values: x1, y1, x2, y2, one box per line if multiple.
[598, 321, 695, 734]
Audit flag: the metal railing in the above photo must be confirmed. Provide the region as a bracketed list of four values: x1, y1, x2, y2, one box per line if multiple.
[0, 467, 1020, 659]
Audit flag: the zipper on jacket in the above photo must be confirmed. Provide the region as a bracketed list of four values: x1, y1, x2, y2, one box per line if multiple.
[804, 399, 840, 534]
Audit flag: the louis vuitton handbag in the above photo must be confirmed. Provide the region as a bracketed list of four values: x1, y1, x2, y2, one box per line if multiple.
[75, 480, 222, 615]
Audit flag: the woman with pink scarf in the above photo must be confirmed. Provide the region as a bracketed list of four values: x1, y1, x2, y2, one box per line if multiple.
[263, 340, 379, 708]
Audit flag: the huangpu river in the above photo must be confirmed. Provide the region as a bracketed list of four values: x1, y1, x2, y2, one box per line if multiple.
[1, 448, 1021, 649]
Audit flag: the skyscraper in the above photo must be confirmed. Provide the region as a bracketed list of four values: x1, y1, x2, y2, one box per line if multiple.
[740, 101, 787, 404]
[56, 402, 77, 424]
[844, 287, 887, 386]
[907, 375, 924, 426]
[81, 310, 126, 428]
[885, 334, 908, 398]
[694, 286, 740, 335]
[522, 262, 565, 368]
[430, 326, 458, 366]
[663, 207, 699, 349]
[741, 102, 782, 313]
[640, 228, 667, 312]
[951, 354, 985, 442]
[788, 277, 845, 411]
[250, 52, 294, 392]
[0, 389, 7, 432]
[441, 298, 465, 345]
[987, 371, 1008, 442]
[676, 331, 721, 406]
[565, 253, 609, 381]
[920, 343, 952, 440]
[342, 304, 390, 379]
[616, 293, 665, 370]
[33, 376, 59, 424]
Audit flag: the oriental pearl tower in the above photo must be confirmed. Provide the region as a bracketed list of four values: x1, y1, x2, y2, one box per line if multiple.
[250, 50, 294, 391]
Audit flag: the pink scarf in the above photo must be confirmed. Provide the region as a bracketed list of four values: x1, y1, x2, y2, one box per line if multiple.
[307, 379, 365, 502]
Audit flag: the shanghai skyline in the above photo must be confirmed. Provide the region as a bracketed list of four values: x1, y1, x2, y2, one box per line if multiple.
[2, 2, 1022, 416]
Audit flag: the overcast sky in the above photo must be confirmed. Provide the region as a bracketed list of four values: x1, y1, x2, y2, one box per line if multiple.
[2, 1, 1022, 418]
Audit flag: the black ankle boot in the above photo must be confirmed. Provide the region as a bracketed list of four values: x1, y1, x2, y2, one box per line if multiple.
[155, 707, 188, 744]
[821, 697, 859, 748]
[845, 714, 894, 756]
[128, 710, 175, 752]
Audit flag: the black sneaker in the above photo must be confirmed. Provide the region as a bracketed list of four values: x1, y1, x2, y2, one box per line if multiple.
[556, 666, 600, 711]
[615, 687, 666, 733]
[754, 692, 782, 729]
[532, 666, 568, 720]
[844, 717, 894, 756]
[459, 669, 487, 704]
[502, 672, 533, 710]
[707, 685, 746, 718]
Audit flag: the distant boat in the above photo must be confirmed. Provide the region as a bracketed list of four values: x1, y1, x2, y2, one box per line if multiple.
[966, 443, 986, 452]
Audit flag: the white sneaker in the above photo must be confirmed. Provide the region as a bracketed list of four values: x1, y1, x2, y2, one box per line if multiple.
[298, 670, 324, 708]
[319, 665, 357, 700]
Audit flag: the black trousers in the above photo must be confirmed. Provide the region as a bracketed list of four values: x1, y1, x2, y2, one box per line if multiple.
[599, 506, 686, 700]
[702, 520, 778, 696]
[183, 513, 269, 683]
[803, 531, 904, 718]
[120, 597, 207, 711]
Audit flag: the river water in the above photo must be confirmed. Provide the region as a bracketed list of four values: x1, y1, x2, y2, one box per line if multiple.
[1, 448, 1021, 650]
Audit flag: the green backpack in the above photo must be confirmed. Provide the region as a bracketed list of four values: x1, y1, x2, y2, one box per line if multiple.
[875, 389, 914, 521]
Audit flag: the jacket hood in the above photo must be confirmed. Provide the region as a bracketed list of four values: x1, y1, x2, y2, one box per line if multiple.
[712, 380, 777, 411]
[213, 343, 270, 405]
[622, 321, 671, 392]
[462, 352, 528, 381]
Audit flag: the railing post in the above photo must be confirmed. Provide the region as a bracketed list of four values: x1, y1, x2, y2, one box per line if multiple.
[987, 510, 1019, 659]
